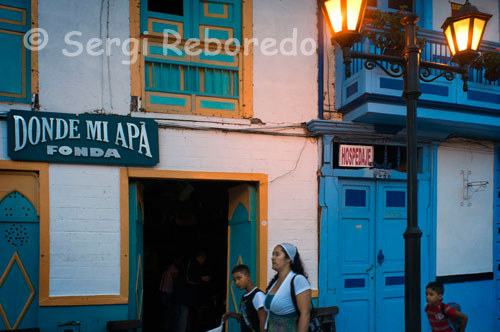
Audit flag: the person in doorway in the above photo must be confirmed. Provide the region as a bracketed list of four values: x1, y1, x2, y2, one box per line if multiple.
[425, 281, 468, 332]
[174, 249, 210, 332]
[223, 264, 267, 332]
[264, 243, 311, 332]
[160, 254, 183, 332]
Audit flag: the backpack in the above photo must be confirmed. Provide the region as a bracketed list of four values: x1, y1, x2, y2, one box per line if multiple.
[441, 302, 462, 332]
[290, 274, 323, 332]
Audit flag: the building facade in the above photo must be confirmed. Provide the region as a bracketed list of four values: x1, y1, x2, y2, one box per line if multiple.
[0, 0, 499, 331]
[309, 0, 500, 331]
[0, 0, 319, 331]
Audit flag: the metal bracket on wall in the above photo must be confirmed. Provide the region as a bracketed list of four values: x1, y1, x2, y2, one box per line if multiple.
[461, 170, 488, 206]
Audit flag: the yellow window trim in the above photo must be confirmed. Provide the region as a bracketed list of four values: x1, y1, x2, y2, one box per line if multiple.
[129, 0, 253, 118]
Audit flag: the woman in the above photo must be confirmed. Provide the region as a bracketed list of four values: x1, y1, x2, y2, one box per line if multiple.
[264, 243, 311, 332]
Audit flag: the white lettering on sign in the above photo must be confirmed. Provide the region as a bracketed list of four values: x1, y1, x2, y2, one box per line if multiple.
[12, 114, 151, 159]
[339, 144, 374, 167]
[47, 145, 121, 159]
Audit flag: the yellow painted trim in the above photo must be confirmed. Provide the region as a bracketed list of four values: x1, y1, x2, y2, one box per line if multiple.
[0, 252, 36, 329]
[31, 0, 38, 95]
[194, 51, 238, 67]
[148, 18, 184, 38]
[0, 162, 127, 307]
[125, 169, 268, 290]
[130, 0, 141, 97]
[0, 5, 26, 25]
[136, 254, 143, 319]
[0, 29, 26, 99]
[0, 162, 50, 307]
[146, 41, 189, 62]
[199, 25, 233, 42]
[195, 95, 240, 118]
[203, 2, 229, 19]
[227, 185, 250, 221]
[241, 0, 253, 118]
[312, 290, 318, 298]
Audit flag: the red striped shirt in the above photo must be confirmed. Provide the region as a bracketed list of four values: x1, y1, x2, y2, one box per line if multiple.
[425, 302, 457, 332]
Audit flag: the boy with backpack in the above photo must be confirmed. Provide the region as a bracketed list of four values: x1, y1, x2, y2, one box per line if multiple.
[223, 265, 267, 332]
[425, 281, 468, 332]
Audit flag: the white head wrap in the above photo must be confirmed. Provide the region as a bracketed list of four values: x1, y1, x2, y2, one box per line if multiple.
[279, 243, 297, 263]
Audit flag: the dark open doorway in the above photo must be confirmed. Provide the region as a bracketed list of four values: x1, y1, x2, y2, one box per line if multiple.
[141, 179, 239, 332]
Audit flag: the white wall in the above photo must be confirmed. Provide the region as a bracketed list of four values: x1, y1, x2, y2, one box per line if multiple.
[38, 0, 131, 114]
[49, 164, 121, 295]
[42, 128, 318, 296]
[157, 128, 319, 288]
[253, 0, 318, 123]
[436, 141, 494, 276]
[433, 0, 499, 43]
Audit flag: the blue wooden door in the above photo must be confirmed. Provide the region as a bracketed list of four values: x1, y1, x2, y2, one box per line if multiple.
[336, 180, 406, 332]
[226, 184, 257, 332]
[374, 182, 406, 332]
[129, 182, 144, 323]
[0, 191, 39, 330]
[337, 180, 376, 332]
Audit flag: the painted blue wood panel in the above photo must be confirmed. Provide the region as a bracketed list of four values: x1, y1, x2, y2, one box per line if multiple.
[0, 0, 30, 104]
[0, 191, 39, 330]
[375, 182, 406, 332]
[0, 31, 23, 95]
[128, 183, 144, 321]
[227, 185, 257, 332]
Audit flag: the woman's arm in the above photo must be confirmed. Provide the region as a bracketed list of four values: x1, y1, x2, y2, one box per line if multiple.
[295, 289, 311, 332]
[257, 307, 267, 332]
[452, 310, 468, 332]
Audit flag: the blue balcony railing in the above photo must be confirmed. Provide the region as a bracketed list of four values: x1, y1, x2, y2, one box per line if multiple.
[350, 29, 499, 87]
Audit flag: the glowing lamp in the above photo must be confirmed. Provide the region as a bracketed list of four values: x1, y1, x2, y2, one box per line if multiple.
[441, 0, 491, 66]
[319, 0, 368, 48]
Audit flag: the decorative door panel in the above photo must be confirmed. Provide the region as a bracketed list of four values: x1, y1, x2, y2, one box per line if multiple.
[0, 173, 39, 331]
[226, 184, 257, 332]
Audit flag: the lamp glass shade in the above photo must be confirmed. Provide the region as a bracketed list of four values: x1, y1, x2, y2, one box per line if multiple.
[453, 17, 470, 51]
[324, 0, 342, 33]
[347, 0, 365, 31]
[323, 0, 365, 33]
[444, 26, 456, 55]
[471, 18, 486, 50]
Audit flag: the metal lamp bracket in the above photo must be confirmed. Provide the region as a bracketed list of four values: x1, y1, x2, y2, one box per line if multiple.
[461, 170, 488, 206]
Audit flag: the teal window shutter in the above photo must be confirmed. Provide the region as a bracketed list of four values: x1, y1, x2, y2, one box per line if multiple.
[0, 0, 31, 104]
[142, 0, 242, 116]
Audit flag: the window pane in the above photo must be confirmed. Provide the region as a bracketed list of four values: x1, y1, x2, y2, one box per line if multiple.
[388, 0, 412, 11]
[345, 189, 366, 207]
[148, 0, 183, 16]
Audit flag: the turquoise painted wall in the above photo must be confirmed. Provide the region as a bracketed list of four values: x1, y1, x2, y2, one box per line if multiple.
[38, 305, 128, 332]
[422, 281, 495, 332]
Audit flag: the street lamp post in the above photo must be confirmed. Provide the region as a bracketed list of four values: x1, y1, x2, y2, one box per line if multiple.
[319, 1, 491, 331]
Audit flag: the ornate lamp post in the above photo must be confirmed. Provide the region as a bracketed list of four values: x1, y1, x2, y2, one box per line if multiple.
[319, 1, 491, 331]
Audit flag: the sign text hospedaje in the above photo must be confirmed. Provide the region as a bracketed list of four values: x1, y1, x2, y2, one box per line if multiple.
[7, 110, 159, 166]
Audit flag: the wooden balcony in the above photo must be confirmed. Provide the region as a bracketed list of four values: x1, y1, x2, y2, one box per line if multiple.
[337, 29, 500, 140]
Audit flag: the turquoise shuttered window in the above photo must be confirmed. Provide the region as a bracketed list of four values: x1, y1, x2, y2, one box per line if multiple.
[0, 0, 31, 104]
[141, 0, 242, 117]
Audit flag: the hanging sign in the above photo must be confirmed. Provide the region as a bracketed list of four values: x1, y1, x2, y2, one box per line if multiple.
[339, 144, 374, 167]
[7, 110, 159, 166]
